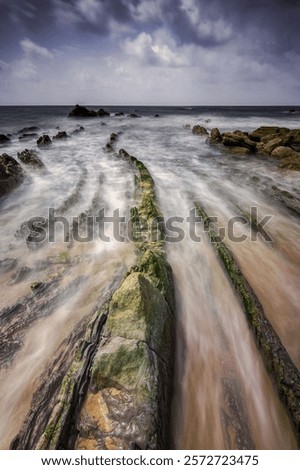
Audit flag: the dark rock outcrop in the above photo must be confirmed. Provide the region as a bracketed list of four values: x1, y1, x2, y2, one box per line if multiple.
[53, 131, 68, 140]
[0, 153, 25, 197]
[97, 108, 110, 117]
[17, 149, 45, 168]
[68, 105, 109, 118]
[115, 112, 124, 117]
[128, 113, 141, 118]
[192, 125, 209, 136]
[37, 135, 52, 147]
[69, 105, 97, 118]
[18, 126, 40, 134]
[0, 134, 10, 144]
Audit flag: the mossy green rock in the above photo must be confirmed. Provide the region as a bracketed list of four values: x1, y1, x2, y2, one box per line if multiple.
[131, 249, 174, 309]
[91, 336, 156, 401]
[104, 272, 172, 362]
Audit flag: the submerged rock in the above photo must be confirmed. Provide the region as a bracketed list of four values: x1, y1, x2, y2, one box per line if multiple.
[8, 266, 32, 285]
[18, 126, 40, 134]
[192, 125, 209, 136]
[37, 135, 52, 147]
[17, 149, 45, 168]
[0, 153, 25, 197]
[19, 133, 39, 141]
[71, 126, 85, 135]
[0, 258, 18, 273]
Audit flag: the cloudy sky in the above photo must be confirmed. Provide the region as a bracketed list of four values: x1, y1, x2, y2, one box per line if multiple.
[0, 0, 300, 105]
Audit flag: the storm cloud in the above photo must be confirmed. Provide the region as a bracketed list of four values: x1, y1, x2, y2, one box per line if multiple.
[0, 0, 299, 104]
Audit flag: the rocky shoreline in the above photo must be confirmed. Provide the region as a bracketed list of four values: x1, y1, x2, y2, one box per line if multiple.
[0, 110, 300, 449]
[191, 124, 300, 171]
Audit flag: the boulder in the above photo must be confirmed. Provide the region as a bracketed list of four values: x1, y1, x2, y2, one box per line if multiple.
[192, 125, 209, 136]
[17, 149, 45, 168]
[260, 137, 284, 155]
[37, 135, 52, 147]
[222, 132, 256, 151]
[53, 131, 68, 140]
[128, 113, 141, 118]
[68, 105, 97, 118]
[209, 128, 222, 144]
[115, 112, 125, 117]
[0, 153, 25, 197]
[154, 114, 160, 118]
[271, 146, 296, 159]
[249, 126, 290, 142]
[97, 108, 110, 117]
[0, 134, 10, 144]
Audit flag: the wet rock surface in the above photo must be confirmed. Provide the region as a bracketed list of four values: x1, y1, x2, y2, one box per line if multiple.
[0, 153, 25, 197]
[17, 149, 45, 168]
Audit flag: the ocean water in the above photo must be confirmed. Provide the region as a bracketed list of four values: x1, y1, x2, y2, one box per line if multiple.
[0, 105, 299, 449]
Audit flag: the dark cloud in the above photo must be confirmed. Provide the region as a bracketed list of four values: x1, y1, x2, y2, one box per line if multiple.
[0, 0, 299, 104]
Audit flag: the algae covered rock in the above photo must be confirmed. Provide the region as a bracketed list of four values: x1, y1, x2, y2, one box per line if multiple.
[192, 125, 209, 136]
[222, 132, 256, 151]
[209, 128, 222, 144]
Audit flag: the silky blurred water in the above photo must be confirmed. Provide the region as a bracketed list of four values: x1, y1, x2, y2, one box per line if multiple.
[0, 105, 299, 449]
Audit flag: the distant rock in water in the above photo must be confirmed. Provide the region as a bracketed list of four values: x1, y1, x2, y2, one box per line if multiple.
[0, 153, 25, 197]
[53, 131, 68, 140]
[18, 126, 40, 134]
[97, 108, 110, 117]
[68, 105, 110, 118]
[0, 134, 10, 144]
[128, 113, 141, 118]
[37, 135, 52, 147]
[69, 105, 97, 118]
[18, 149, 45, 168]
[115, 112, 125, 116]
[19, 133, 39, 141]
[290, 109, 296, 113]
[192, 125, 209, 136]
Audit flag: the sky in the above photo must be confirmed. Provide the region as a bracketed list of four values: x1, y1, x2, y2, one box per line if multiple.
[0, 0, 300, 105]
